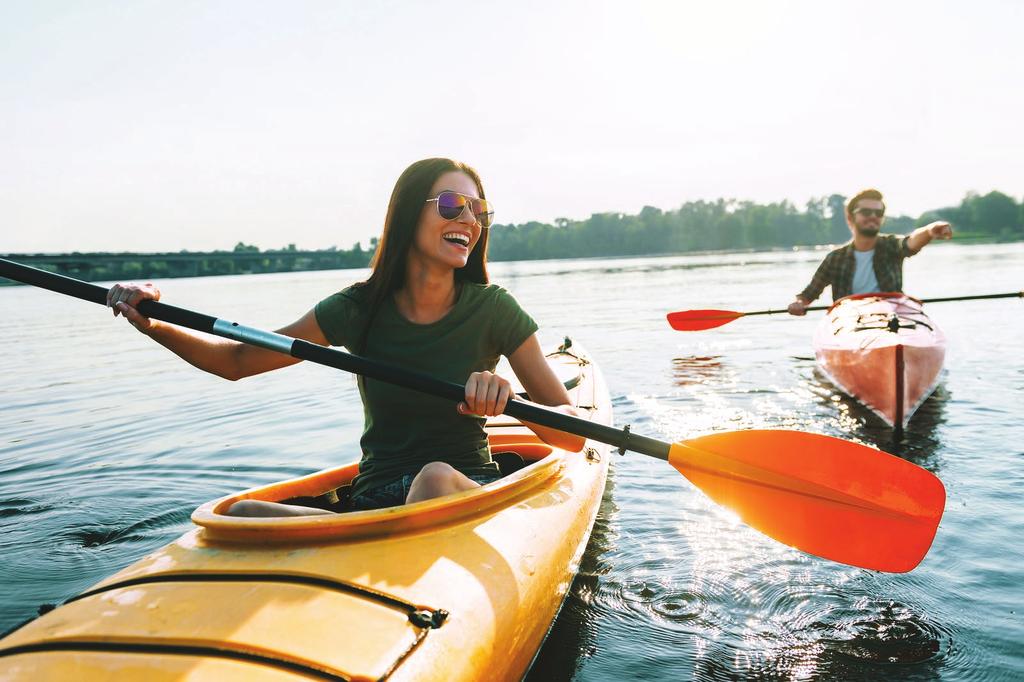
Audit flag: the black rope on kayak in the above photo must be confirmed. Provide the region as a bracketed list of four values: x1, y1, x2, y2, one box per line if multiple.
[0, 641, 353, 681]
[549, 335, 589, 365]
[618, 424, 631, 456]
[409, 609, 449, 629]
[59, 571, 448, 629]
[839, 310, 939, 334]
[851, 322, 920, 333]
[838, 310, 936, 335]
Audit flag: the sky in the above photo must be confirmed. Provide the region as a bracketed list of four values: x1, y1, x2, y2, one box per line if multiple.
[1, 0, 1021, 253]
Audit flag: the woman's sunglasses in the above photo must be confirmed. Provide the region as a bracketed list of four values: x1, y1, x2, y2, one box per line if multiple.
[426, 191, 494, 228]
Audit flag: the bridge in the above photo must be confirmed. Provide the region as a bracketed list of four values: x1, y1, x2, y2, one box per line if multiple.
[1, 249, 371, 284]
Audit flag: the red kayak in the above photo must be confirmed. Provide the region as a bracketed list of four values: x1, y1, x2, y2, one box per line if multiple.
[813, 293, 946, 429]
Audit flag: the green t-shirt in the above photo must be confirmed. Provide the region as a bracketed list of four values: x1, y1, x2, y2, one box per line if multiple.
[314, 282, 539, 497]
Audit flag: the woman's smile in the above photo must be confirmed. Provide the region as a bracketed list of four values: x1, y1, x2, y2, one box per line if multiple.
[442, 230, 472, 249]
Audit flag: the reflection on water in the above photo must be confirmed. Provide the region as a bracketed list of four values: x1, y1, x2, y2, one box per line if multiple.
[671, 355, 729, 387]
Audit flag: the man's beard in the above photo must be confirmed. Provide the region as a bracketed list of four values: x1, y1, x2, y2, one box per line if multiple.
[856, 225, 880, 238]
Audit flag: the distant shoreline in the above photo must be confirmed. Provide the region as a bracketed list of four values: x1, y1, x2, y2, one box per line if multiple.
[2, 237, 1013, 287]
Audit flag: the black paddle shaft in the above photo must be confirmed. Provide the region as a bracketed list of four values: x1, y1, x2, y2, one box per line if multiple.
[0, 258, 671, 461]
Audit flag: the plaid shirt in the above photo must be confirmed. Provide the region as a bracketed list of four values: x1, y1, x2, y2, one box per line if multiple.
[798, 234, 914, 303]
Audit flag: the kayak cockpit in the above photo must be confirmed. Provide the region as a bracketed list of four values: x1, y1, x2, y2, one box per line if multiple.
[191, 435, 567, 543]
[192, 343, 598, 544]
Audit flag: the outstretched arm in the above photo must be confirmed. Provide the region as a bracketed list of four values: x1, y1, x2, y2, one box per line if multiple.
[907, 221, 953, 255]
[107, 282, 330, 381]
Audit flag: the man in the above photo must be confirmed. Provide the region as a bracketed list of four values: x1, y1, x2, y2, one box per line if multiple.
[788, 188, 953, 314]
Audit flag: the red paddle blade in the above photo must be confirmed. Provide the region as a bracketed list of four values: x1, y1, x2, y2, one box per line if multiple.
[668, 430, 945, 572]
[666, 309, 743, 331]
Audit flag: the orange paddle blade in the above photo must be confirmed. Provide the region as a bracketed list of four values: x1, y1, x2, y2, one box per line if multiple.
[666, 309, 743, 331]
[669, 430, 945, 572]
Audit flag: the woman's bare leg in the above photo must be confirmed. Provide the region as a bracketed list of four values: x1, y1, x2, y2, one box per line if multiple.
[406, 461, 481, 504]
[226, 500, 334, 517]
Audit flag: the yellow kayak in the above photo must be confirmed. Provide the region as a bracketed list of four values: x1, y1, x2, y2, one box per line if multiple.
[0, 342, 612, 681]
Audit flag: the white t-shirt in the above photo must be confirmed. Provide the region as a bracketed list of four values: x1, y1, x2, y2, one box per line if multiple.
[851, 249, 880, 294]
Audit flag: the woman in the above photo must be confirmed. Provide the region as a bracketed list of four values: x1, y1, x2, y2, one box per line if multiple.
[106, 158, 582, 516]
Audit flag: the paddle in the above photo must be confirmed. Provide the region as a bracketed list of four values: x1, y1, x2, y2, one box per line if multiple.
[668, 290, 1023, 331]
[0, 258, 945, 572]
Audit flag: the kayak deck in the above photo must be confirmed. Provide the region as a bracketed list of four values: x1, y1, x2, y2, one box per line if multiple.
[0, 343, 612, 682]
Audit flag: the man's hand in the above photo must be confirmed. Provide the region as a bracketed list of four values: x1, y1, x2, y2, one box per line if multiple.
[788, 299, 808, 316]
[926, 221, 953, 240]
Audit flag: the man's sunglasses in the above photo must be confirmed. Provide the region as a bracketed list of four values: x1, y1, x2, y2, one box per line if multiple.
[425, 191, 494, 229]
[854, 207, 885, 218]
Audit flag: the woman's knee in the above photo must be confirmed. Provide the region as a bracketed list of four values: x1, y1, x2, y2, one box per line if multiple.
[413, 461, 459, 488]
[408, 461, 475, 501]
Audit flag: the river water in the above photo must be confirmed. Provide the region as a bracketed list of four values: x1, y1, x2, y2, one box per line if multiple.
[1, 243, 1022, 680]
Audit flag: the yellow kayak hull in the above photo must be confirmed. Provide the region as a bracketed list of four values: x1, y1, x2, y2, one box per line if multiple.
[0, 343, 612, 681]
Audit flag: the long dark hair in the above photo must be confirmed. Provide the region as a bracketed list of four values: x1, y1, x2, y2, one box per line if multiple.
[354, 158, 490, 352]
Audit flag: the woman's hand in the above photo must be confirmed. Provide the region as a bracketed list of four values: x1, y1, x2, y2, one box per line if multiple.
[458, 370, 513, 417]
[106, 282, 161, 334]
[460, 371, 585, 451]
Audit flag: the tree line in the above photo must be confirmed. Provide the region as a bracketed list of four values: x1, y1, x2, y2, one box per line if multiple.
[4, 190, 1020, 284]
[487, 190, 1022, 261]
